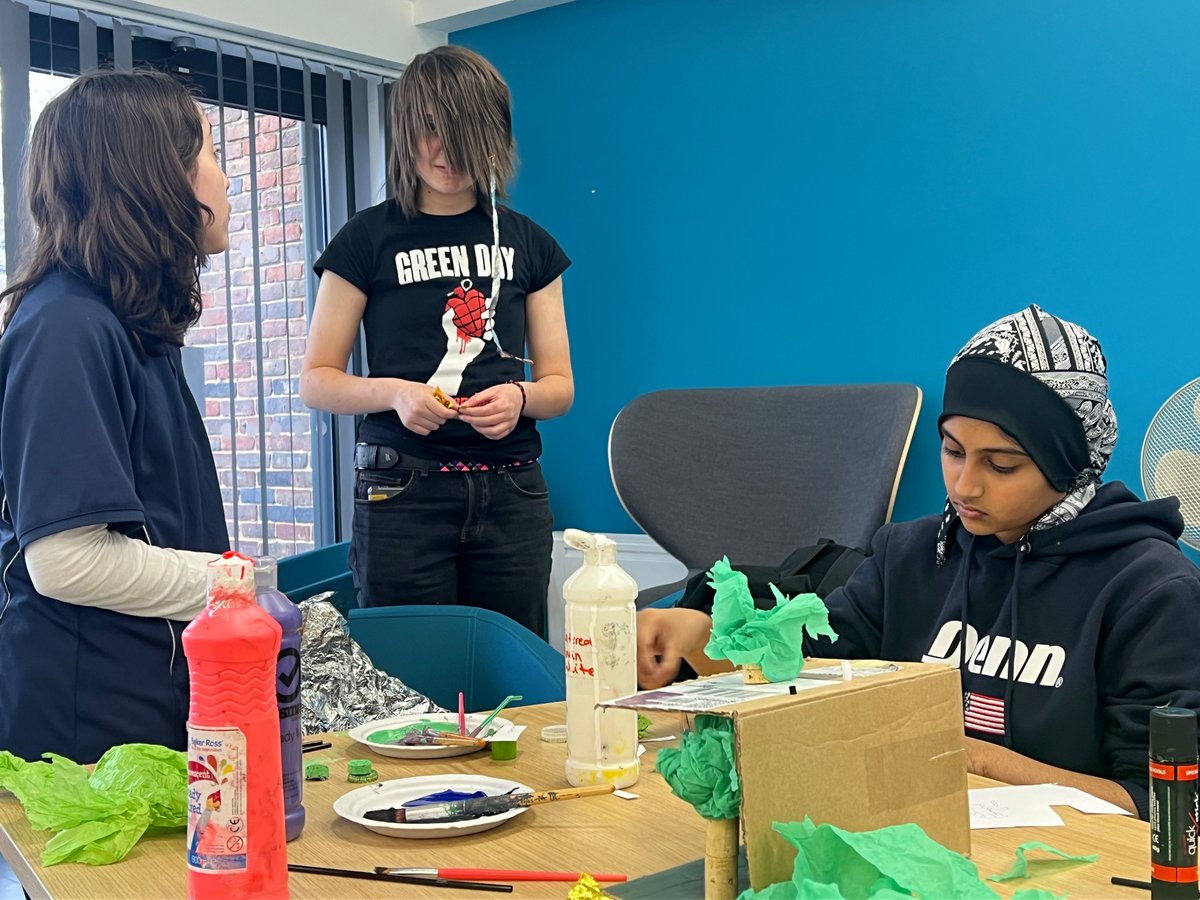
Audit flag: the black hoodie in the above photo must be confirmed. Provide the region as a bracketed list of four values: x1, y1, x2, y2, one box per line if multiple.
[808, 482, 1200, 820]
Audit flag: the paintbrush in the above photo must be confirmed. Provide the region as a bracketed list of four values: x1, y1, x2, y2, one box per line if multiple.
[288, 864, 511, 892]
[468, 693, 522, 737]
[363, 783, 615, 823]
[397, 728, 487, 748]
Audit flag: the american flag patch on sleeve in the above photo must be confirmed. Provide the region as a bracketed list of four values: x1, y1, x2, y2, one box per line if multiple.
[963, 691, 1006, 736]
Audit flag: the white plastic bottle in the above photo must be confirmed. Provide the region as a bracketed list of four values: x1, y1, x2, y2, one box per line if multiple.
[562, 528, 640, 789]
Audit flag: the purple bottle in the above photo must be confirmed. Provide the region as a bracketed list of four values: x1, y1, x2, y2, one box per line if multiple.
[254, 556, 306, 842]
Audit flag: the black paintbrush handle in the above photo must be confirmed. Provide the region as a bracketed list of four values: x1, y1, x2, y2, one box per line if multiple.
[288, 864, 513, 893]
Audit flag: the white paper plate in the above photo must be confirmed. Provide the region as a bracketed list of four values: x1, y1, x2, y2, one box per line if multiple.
[333, 774, 533, 839]
[348, 712, 514, 759]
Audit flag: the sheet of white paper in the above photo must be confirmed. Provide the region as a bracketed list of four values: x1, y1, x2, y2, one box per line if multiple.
[969, 782, 1133, 829]
[485, 724, 526, 742]
[969, 786, 1066, 829]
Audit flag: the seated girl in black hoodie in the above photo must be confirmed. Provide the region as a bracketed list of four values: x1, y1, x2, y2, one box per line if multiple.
[636, 305, 1200, 819]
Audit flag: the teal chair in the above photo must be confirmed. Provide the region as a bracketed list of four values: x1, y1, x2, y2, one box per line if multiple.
[277, 540, 356, 616]
[347, 605, 565, 711]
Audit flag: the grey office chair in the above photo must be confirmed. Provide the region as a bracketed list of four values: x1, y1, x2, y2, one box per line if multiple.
[608, 384, 922, 605]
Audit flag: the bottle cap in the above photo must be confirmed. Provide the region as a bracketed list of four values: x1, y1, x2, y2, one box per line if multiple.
[347, 758, 375, 776]
[304, 762, 329, 781]
[540, 724, 568, 742]
[490, 740, 519, 760]
[1151, 707, 1198, 759]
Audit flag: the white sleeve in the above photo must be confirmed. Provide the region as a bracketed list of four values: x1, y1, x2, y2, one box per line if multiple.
[24, 524, 220, 621]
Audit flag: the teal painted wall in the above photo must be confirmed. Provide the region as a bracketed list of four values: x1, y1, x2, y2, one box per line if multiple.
[455, 0, 1200, 555]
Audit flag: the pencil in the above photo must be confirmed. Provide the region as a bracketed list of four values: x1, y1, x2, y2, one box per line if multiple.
[289, 863, 512, 892]
[1110, 876, 1151, 891]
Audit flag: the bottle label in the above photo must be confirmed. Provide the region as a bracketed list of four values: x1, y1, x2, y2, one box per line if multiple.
[1150, 759, 1200, 885]
[187, 726, 249, 872]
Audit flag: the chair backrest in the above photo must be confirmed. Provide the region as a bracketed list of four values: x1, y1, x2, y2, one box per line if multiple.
[608, 384, 922, 572]
[277, 541, 356, 615]
[346, 605, 566, 712]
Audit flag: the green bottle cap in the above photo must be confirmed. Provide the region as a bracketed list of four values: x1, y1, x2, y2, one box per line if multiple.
[347, 758, 374, 776]
[303, 763, 329, 781]
[490, 740, 518, 761]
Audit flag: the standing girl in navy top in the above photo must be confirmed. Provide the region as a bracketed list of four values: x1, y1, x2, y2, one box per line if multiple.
[302, 46, 574, 637]
[0, 69, 231, 762]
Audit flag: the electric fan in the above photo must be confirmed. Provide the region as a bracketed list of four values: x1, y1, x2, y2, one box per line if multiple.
[1141, 378, 1200, 551]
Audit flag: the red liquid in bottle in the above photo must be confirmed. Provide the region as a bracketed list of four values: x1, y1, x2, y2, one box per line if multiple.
[183, 552, 288, 898]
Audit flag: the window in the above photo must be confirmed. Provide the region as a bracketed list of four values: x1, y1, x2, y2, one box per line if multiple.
[0, 2, 392, 557]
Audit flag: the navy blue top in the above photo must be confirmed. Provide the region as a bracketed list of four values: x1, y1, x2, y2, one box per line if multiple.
[808, 482, 1200, 820]
[0, 270, 228, 763]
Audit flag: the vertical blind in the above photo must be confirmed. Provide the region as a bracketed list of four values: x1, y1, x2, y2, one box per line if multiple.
[0, 0, 395, 556]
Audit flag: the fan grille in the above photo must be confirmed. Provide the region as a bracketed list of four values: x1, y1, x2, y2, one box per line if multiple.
[1141, 378, 1200, 551]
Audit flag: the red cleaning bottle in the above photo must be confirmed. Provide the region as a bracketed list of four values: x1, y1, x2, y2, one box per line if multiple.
[183, 552, 289, 898]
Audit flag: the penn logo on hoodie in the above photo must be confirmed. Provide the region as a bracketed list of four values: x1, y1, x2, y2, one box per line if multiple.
[921, 621, 1066, 688]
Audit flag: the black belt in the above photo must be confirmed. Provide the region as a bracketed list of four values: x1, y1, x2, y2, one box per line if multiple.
[354, 443, 536, 473]
[354, 443, 415, 471]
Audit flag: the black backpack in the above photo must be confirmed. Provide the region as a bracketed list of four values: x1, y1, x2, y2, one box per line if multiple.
[676, 538, 867, 618]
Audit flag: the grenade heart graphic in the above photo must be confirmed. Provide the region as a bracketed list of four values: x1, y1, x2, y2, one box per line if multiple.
[445, 279, 491, 352]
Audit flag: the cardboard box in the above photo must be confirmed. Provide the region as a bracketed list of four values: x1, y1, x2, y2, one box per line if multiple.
[603, 660, 969, 890]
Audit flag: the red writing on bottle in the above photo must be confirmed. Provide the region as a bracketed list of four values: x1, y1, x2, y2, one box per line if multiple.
[565, 647, 595, 678]
[564, 632, 593, 648]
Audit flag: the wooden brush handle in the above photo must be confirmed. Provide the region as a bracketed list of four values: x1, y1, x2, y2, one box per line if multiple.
[519, 784, 616, 806]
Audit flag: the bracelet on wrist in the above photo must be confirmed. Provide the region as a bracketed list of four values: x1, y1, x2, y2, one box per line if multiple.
[506, 379, 527, 416]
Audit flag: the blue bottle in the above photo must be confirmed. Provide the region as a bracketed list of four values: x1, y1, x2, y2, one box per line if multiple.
[254, 556, 306, 842]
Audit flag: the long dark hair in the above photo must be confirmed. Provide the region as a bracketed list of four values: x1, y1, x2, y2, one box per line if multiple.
[388, 45, 515, 219]
[0, 68, 210, 350]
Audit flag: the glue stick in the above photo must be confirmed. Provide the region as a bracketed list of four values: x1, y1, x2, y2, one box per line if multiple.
[1150, 706, 1199, 899]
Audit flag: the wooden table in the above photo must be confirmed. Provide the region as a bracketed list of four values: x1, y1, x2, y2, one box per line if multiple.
[0, 703, 1152, 898]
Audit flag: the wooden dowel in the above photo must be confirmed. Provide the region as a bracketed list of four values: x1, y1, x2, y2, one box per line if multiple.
[705, 816, 739, 900]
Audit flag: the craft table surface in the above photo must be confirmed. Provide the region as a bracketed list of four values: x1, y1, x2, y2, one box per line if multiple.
[0, 702, 1152, 898]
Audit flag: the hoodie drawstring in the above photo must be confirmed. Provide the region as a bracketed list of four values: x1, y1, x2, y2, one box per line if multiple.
[1001, 540, 1029, 750]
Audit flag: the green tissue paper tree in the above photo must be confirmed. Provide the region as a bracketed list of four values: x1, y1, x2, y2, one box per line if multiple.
[704, 558, 838, 682]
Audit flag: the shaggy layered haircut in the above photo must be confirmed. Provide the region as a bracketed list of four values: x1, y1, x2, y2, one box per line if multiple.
[388, 45, 515, 219]
[0, 68, 210, 352]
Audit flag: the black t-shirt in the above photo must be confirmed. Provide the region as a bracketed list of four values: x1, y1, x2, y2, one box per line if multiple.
[314, 200, 570, 464]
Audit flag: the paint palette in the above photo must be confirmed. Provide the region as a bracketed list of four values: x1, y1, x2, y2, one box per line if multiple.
[333, 774, 533, 839]
[349, 712, 514, 759]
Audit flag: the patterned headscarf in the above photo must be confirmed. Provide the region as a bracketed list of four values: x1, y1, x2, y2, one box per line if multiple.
[935, 305, 1118, 563]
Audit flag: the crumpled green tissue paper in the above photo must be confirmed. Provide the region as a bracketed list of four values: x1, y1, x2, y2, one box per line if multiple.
[987, 841, 1097, 882]
[0, 743, 188, 865]
[736, 818, 1064, 900]
[704, 558, 838, 682]
[656, 715, 740, 820]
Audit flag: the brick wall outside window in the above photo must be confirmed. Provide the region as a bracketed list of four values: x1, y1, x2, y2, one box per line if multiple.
[189, 106, 316, 558]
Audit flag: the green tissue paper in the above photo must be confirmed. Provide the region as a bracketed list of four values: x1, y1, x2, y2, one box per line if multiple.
[987, 841, 1097, 882]
[704, 558, 837, 682]
[0, 743, 188, 865]
[737, 818, 1065, 900]
[656, 715, 740, 820]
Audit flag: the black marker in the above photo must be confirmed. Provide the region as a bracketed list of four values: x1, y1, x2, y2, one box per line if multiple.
[1150, 707, 1199, 899]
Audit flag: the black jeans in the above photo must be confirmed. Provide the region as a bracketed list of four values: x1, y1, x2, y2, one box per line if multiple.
[350, 457, 553, 637]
